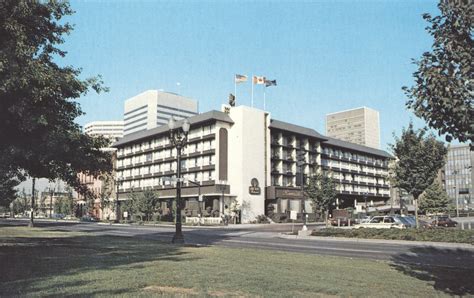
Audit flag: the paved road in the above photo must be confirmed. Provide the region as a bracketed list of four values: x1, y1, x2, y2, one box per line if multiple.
[2, 219, 473, 270]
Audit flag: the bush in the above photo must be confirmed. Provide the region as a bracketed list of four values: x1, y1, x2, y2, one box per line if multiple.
[312, 228, 474, 244]
[255, 215, 270, 224]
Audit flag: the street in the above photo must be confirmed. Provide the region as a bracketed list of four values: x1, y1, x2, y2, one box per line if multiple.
[2, 219, 473, 269]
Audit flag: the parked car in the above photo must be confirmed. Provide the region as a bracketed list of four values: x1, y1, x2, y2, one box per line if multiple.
[433, 216, 458, 227]
[330, 217, 354, 226]
[80, 215, 98, 222]
[51, 213, 65, 219]
[402, 216, 433, 229]
[356, 215, 407, 229]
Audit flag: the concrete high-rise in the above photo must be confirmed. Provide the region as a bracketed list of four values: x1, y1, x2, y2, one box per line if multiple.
[441, 144, 473, 210]
[84, 121, 124, 142]
[124, 90, 198, 136]
[326, 107, 380, 149]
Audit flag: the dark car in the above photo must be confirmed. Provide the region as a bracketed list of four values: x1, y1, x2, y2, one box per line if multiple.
[330, 217, 353, 226]
[80, 215, 99, 222]
[433, 216, 458, 227]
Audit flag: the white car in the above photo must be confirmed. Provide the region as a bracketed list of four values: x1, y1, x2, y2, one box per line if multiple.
[356, 215, 407, 229]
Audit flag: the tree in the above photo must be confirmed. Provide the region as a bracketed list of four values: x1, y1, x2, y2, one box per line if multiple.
[391, 123, 447, 228]
[403, 1, 473, 144]
[0, 1, 112, 212]
[419, 181, 449, 215]
[135, 189, 160, 221]
[305, 172, 338, 226]
[0, 167, 19, 208]
[98, 174, 113, 219]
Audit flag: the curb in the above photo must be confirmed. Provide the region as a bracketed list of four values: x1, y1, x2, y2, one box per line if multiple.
[278, 233, 474, 249]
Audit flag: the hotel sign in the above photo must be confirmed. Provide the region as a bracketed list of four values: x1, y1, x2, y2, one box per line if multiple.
[249, 178, 261, 195]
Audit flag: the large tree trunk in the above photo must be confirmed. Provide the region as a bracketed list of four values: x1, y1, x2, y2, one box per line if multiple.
[324, 210, 329, 228]
[414, 195, 419, 229]
[29, 178, 35, 228]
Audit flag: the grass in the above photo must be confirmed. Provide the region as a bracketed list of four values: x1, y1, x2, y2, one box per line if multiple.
[312, 227, 474, 244]
[0, 226, 472, 297]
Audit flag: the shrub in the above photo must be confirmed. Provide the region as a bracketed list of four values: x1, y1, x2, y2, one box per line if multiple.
[255, 215, 270, 224]
[312, 228, 474, 244]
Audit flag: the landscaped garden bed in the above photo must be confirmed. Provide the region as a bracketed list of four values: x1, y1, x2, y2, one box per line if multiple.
[312, 228, 474, 244]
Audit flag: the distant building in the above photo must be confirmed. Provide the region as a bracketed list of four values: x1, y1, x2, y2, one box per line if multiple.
[124, 90, 198, 136]
[326, 107, 380, 149]
[441, 144, 473, 210]
[84, 121, 124, 142]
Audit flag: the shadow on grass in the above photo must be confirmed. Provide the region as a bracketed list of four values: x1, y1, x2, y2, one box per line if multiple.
[0, 231, 195, 296]
[390, 246, 474, 296]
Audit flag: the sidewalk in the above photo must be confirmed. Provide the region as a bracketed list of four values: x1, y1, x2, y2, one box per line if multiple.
[279, 232, 474, 250]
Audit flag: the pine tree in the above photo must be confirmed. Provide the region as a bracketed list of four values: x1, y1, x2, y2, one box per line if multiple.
[419, 181, 449, 215]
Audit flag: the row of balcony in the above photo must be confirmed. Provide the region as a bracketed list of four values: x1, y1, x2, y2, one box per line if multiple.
[118, 149, 216, 170]
[320, 153, 388, 168]
[339, 190, 390, 198]
[119, 180, 216, 193]
[321, 165, 387, 178]
[118, 133, 216, 158]
[118, 165, 216, 182]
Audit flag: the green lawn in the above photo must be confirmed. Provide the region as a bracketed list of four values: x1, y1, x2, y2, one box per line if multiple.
[0, 226, 471, 297]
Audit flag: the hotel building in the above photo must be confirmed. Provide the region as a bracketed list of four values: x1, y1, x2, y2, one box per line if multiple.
[113, 106, 391, 223]
[326, 107, 381, 149]
[124, 90, 198, 136]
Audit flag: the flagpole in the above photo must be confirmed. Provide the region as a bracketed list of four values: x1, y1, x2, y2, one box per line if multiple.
[251, 74, 254, 108]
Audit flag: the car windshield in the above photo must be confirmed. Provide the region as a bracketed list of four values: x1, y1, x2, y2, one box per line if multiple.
[370, 217, 383, 223]
[397, 217, 411, 225]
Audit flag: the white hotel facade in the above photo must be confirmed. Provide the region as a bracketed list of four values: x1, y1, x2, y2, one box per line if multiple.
[113, 105, 391, 223]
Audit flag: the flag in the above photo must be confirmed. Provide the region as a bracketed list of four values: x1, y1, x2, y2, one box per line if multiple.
[253, 76, 265, 85]
[265, 79, 277, 87]
[235, 74, 248, 83]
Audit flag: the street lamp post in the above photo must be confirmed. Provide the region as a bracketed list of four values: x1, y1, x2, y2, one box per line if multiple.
[364, 193, 368, 215]
[297, 149, 307, 231]
[115, 176, 122, 222]
[168, 117, 190, 244]
[49, 185, 54, 218]
[453, 169, 459, 218]
[453, 185, 459, 218]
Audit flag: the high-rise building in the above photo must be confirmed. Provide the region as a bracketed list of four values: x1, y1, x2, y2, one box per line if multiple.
[84, 121, 124, 142]
[124, 90, 198, 136]
[326, 107, 380, 149]
[442, 144, 473, 210]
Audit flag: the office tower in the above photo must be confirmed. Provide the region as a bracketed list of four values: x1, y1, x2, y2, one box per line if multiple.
[124, 90, 198, 136]
[326, 107, 380, 149]
[84, 121, 124, 142]
[442, 144, 473, 210]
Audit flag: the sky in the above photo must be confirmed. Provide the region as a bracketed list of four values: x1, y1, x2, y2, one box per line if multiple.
[61, 0, 441, 152]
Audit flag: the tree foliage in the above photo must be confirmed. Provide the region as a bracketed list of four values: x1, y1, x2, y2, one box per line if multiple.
[0, 1, 112, 204]
[135, 189, 160, 221]
[391, 123, 447, 226]
[419, 181, 449, 214]
[305, 172, 338, 215]
[403, 1, 473, 144]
